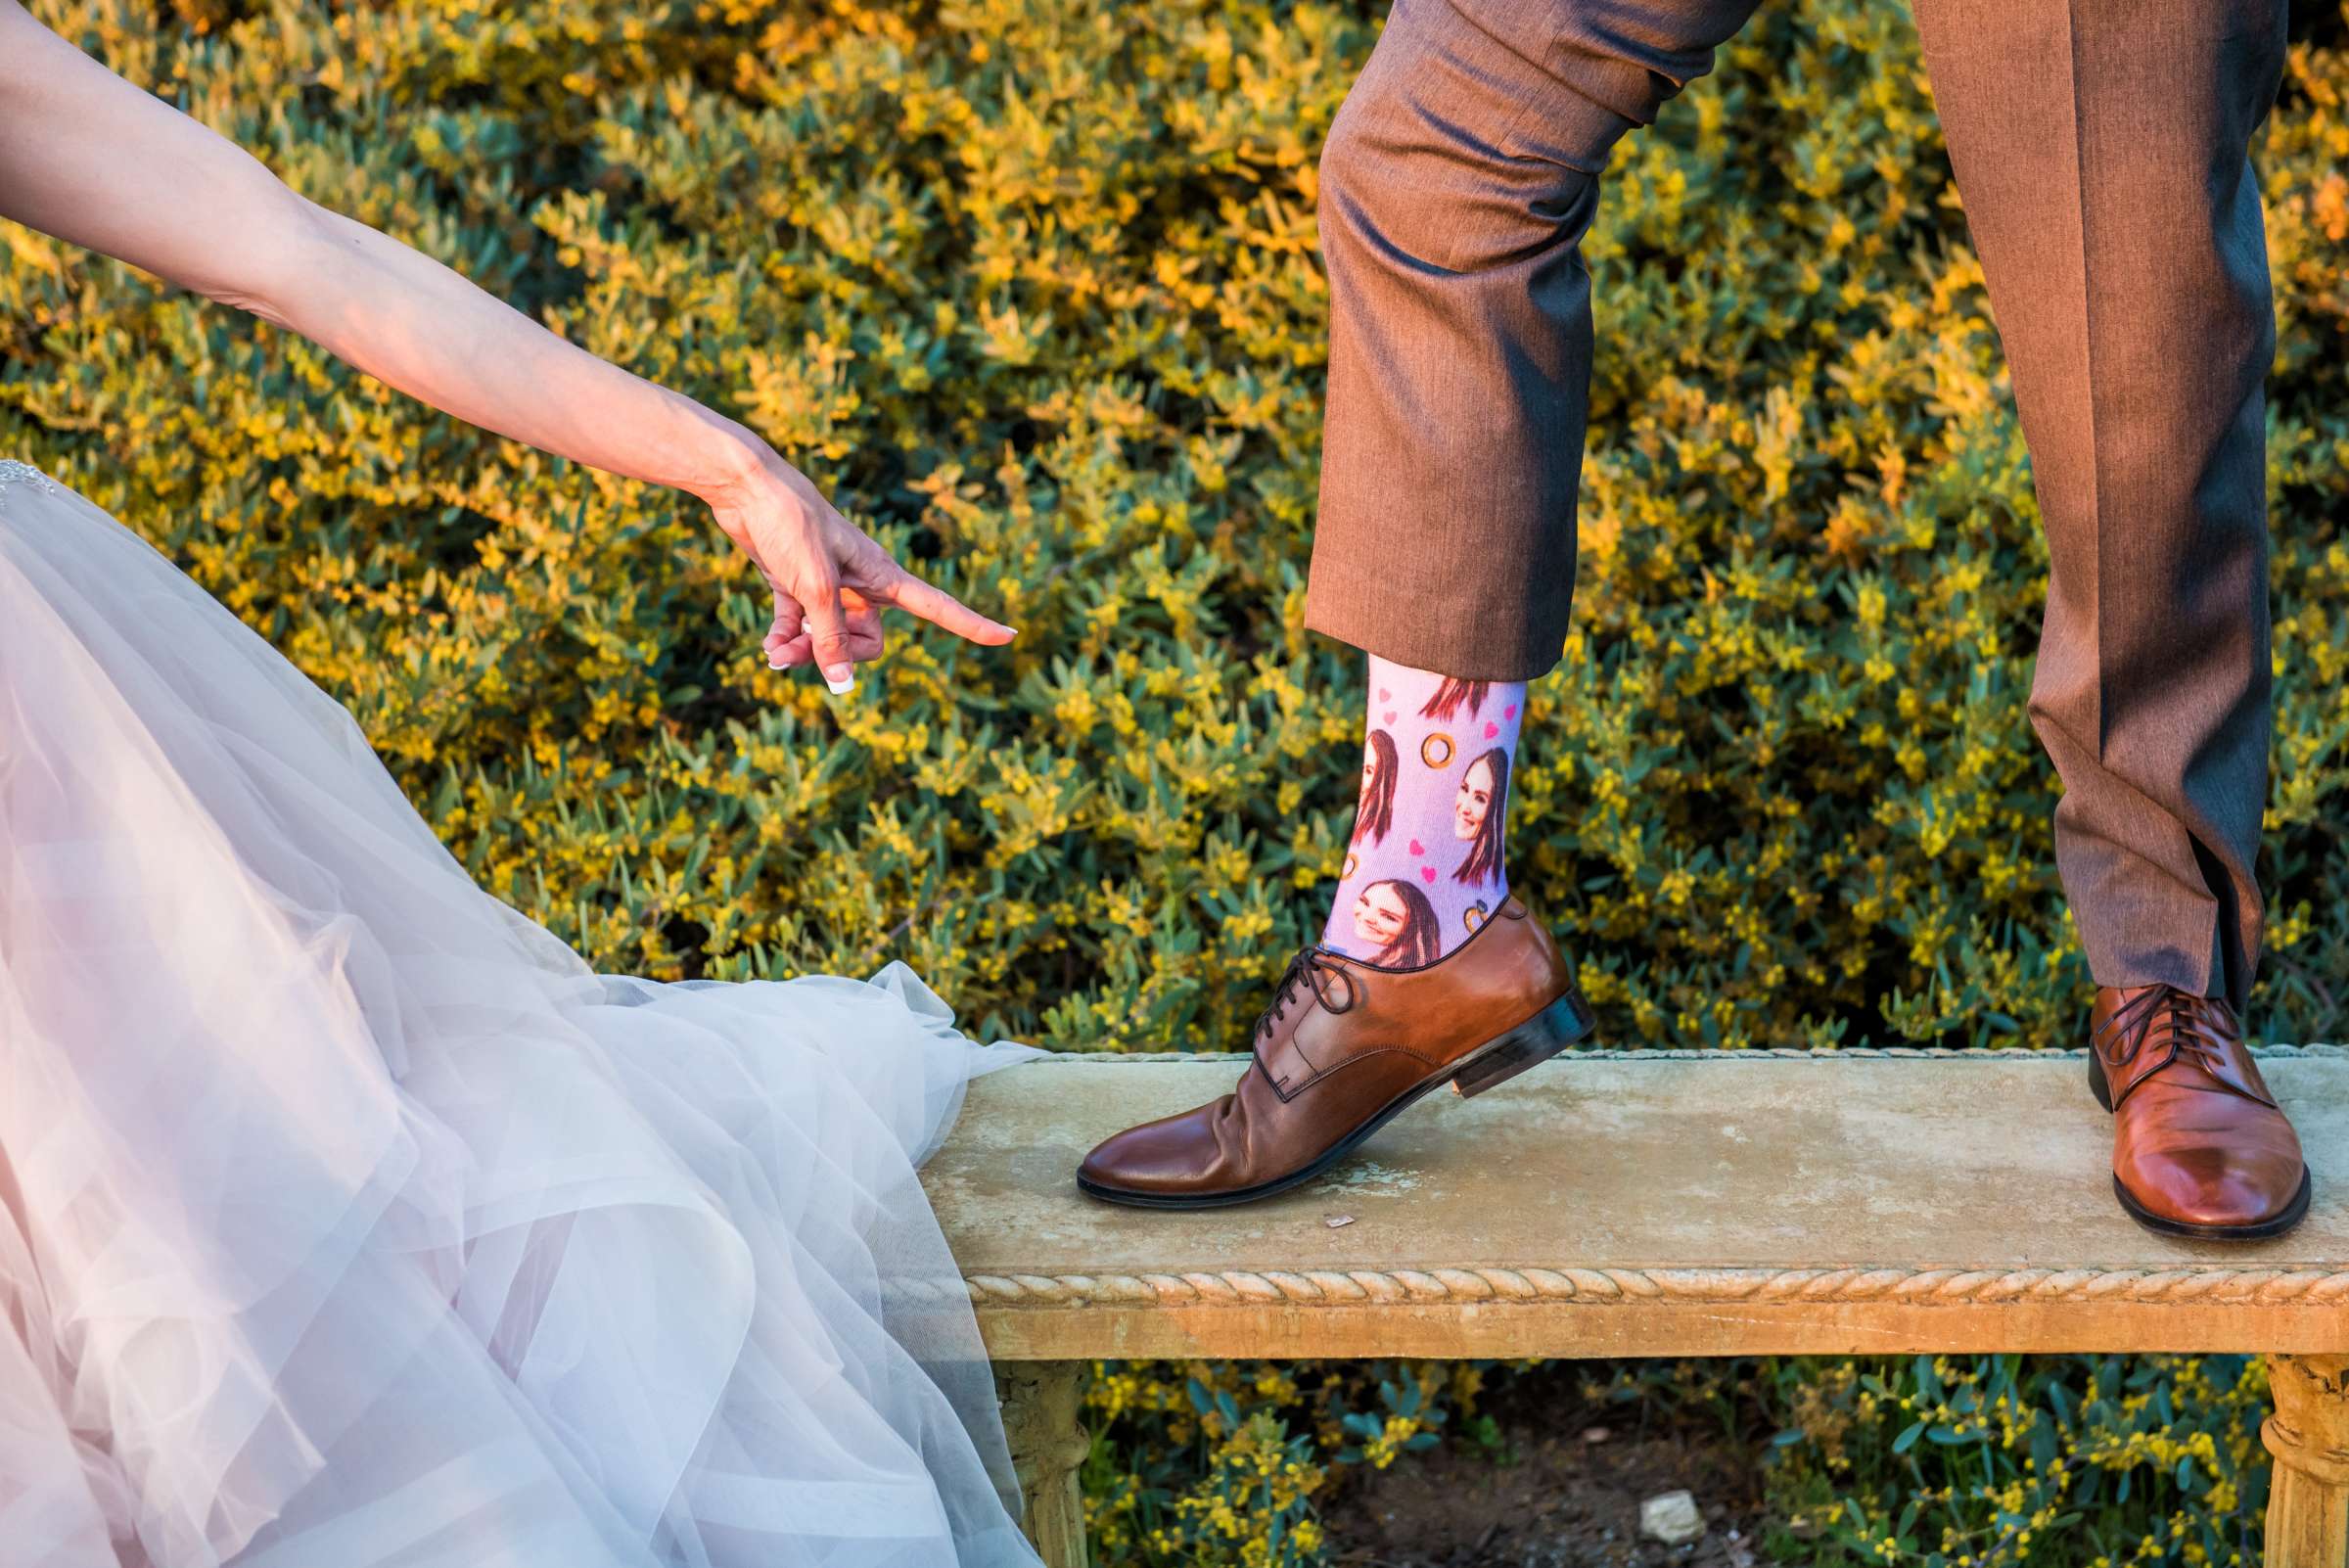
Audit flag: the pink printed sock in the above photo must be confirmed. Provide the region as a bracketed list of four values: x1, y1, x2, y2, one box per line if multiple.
[1321, 655, 1526, 966]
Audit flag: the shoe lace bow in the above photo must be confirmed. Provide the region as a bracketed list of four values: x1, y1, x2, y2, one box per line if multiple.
[2095, 984, 2248, 1087]
[1255, 946, 1356, 1045]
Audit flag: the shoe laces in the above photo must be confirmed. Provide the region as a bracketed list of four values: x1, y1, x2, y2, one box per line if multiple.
[1256, 946, 1357, 1043]
[2095, 984, 2241, 1080]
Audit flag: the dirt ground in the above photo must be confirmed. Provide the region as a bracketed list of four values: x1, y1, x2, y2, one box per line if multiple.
[1319, 1372, 1774, 1568]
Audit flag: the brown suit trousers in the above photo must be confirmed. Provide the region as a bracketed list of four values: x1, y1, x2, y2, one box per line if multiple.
[1303, 0, 2289, 1007]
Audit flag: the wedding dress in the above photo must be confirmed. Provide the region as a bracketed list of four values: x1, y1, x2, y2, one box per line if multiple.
[0, 459, 1050, 1567]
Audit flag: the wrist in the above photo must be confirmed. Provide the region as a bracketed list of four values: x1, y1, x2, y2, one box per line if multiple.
[683, 409, 779, 509]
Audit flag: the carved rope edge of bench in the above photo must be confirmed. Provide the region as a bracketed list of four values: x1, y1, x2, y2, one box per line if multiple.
[1040, 1043, 2349, 1063]
[954, 1265, 2349, 1309]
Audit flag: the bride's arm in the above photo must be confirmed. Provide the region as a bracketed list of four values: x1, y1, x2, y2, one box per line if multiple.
[0, 3, 1012, 689]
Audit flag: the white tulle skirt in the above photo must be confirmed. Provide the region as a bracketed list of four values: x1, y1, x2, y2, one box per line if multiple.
[0, 462, 1050, 1568]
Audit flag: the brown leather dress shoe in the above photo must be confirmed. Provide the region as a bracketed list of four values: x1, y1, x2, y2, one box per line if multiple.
[1077, 895, 1592, 1208]
[2088, 983, 2311, 1240]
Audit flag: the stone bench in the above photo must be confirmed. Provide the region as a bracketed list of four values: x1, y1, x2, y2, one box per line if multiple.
[922, 1044, 2349, 1568]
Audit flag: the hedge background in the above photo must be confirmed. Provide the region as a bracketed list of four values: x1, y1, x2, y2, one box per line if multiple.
[3, 0, 2345, 1563]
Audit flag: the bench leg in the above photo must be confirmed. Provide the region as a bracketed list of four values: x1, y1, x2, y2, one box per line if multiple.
[997, 1360, 1091, 1568]
[2264, 1354, 2349, 1566]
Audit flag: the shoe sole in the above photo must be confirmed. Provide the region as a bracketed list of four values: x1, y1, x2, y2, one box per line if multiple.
[1076, 987, 1596, 1211]
[2087, 1052, 2314, 1241]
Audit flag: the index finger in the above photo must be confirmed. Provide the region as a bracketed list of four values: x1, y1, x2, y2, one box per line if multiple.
[877, 566, 1018, 647]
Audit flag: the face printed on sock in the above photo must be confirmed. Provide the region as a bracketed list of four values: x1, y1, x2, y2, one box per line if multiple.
[1352, 878, 1441, 967]
[1453, 753, 1497, 840]
[1325, 657, 1524, 965]
[1352, 882, 1405, 945]
[1452, 746, 1509, 886]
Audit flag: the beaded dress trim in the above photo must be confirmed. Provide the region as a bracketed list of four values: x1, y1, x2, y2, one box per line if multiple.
[0, 458, 59, 509]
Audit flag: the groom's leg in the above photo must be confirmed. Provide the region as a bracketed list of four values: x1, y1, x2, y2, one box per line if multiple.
[1915, 0, 2307, 1238]
[1911, 0, 2289, 1014]
[1306, 0, 1761, 683]
[1078, 0, 1760, 1209]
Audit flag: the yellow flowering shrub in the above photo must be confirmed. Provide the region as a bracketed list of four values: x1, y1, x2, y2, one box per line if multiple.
[1082, 1359, 1465, 1564]
[4, 0, 2344, 1562]
[1763, 1354, 2280, 1568]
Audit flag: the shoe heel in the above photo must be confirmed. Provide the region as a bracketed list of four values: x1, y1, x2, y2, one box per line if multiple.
[1451, 989, 1596, 1098]
[2087, 1051, 2114, 1113]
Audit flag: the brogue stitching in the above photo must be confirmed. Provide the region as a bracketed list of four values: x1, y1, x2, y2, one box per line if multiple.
[1258, 1040, 1466, 1104]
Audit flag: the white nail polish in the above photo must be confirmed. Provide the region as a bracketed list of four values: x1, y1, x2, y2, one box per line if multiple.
[825, 672, 855, 695]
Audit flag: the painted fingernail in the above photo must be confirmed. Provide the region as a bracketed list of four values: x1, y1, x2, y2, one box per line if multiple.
[823, 663, 854, 694]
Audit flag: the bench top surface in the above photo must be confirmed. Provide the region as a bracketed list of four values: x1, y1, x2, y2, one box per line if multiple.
[925, 1048, 2349, 1359]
